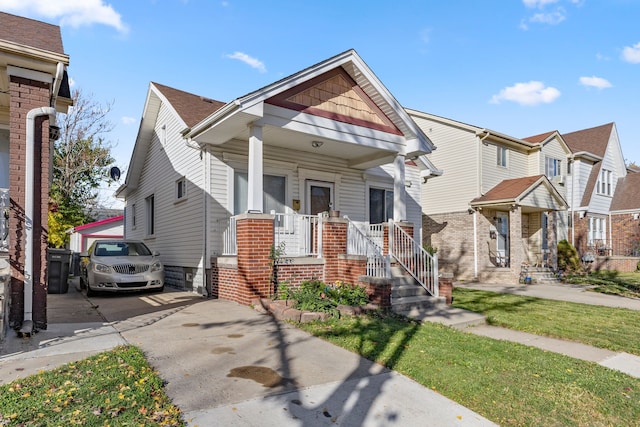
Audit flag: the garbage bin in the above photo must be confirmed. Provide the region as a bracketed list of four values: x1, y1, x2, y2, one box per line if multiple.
[48, 248, 71, 294]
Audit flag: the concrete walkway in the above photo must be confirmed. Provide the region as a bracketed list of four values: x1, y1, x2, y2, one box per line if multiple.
[453, 281, 640, 378]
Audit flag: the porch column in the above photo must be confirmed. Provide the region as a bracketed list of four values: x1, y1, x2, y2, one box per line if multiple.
[247, 125, 263, 213]
[393, 154, 406, 221]
[509, 206, 525, 280]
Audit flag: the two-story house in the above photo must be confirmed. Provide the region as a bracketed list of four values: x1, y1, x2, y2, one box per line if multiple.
[408, 110, 570, 283]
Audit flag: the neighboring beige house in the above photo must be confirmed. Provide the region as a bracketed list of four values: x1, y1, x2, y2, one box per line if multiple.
[1, 12, 72, 338]
[407, 110, 570, 283]
[116, 50, 442, 306]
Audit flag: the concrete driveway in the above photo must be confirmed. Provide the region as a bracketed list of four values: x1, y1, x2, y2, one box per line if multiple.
[1, 283, 495, 426]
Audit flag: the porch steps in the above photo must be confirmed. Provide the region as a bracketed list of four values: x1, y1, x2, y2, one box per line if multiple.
[390, 267, 486, 329]
[525, 267, 561, 285]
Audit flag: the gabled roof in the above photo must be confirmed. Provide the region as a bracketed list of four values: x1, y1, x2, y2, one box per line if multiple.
[563, 122, 614, 158]
[73, 215, 124, 232]
[522, 130, 557, 144]
[185, 49, 435, 157]
[471, 175, 567, 211]
[611, 172, 640, 212]
[580, 161, 602, 207]
[152, 82, 225, 128]
[0, 11, 64, 54]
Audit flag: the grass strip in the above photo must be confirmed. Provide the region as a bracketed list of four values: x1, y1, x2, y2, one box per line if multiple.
[452, 288, 640, 355]
[0, 345, 184, 426]
[300, 315, 640, 426]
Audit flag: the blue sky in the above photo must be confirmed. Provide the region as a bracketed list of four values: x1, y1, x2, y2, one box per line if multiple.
[2, 0, 639, 206]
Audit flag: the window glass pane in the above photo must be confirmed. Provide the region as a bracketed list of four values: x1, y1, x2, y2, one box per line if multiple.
[385, 190, 394, 222]
[234, 172, 248, 215]
[264, 175, 285, 214]
[369, 188, 384, 224]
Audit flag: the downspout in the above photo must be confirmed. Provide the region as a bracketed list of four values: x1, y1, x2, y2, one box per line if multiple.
[22, 62, 64, 332]
[23, 107, 56, 331]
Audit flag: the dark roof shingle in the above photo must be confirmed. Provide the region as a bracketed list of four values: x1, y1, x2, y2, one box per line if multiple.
[562, 123, 613, 158]
[0, 11, 64, 54]
[611, 172, 640, 211]
[152, 82, 226, 128]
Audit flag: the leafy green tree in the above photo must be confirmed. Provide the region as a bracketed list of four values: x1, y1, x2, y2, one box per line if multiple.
[48, 89, 116, 247]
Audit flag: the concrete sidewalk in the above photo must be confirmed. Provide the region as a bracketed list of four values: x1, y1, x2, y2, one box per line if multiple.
[454, 281, 640, 378]
[0, 283, 496, 427]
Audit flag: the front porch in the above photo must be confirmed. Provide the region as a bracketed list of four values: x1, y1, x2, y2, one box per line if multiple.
[210, 213, 439, 307]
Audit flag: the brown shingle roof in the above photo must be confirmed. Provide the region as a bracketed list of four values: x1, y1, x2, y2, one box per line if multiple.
[580, 162, 601, 207]
[0, 11, 64, 54]
[611, 172, 640, 211]
[152, 82, 226, 128]
[562, 123, 613, 157]
[472, 175, 545, 204]
[522, 130, 556, 144]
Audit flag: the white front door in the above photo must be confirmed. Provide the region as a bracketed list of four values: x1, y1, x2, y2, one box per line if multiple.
[496, 212, 509, 266]
[306, 181, 334, 215]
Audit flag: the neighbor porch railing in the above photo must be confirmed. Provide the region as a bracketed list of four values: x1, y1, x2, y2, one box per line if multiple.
[389, 220, 438, 296]
[1, 188, 8, 252]
[346, 220, 390, 278]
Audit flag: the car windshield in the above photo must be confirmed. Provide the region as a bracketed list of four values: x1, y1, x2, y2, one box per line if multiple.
[93, 242, 152, 257]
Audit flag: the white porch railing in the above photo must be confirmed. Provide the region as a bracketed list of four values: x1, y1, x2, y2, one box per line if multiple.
[1, 188, 8, 252]
[273, 213, 321, 257]
[214, 216, 237, 256]
[347, 220, 390, 278]
[389, 220, 438, 296]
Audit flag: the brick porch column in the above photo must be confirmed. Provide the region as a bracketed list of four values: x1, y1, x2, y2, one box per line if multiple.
[8, 75, 52, 330]
[509, 206, 524, 282]
[322, 217, 348, 284]
[234, 213, 274, 305]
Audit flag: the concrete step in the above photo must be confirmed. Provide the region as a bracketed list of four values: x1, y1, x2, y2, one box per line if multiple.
[391, 295, 446, 312]
[391, 284, 429, 298]
[397, 305, 487, 329]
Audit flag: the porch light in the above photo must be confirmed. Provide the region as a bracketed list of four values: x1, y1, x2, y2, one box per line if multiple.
[49, 125, 61, 141]
[311, 140, 323, 148]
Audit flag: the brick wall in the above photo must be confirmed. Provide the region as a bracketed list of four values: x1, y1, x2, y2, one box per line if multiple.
[274, 262, 324, 288]
[321, 217, 347, 284]
[8, 76, 52, 330]
[610, 213, 640, 256]
[571, 212, 590, 255]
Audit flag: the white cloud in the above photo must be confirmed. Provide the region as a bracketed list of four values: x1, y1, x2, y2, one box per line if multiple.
[0, 0, 129, 33]
[529, 10, 566, 25]
[523, 0, 560, 8]
[490, 81, 561, 106]
[579, 76, 612, 89]
[121, 116, 136, 125]
[622, 42, 640, 64]
[226, 52, 267, 73]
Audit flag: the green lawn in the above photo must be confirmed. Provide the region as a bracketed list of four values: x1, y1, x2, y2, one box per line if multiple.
[564, 270, 640, 299]
[0, 346, 184, 427]
[452, 288, 640, 355]
[299, 315, 640, 426]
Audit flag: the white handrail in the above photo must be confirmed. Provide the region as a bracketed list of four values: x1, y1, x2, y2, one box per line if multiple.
[346, 219, 389, 278]
[389, 220, 438, 296]
[273, 213, 320, 257]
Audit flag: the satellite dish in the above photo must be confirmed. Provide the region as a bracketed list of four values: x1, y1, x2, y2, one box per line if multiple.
[109, 166, 121, 181]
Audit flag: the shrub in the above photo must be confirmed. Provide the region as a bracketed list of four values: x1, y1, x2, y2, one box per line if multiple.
[557, 240, 581, 272]
[286, 279, 369, 317]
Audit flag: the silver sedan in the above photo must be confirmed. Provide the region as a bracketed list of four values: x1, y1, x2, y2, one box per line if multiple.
[81, 240, 164, 296]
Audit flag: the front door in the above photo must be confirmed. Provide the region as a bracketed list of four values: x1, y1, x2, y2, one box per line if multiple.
[496, 212, 509, 267]
[307, 181, 334, 215]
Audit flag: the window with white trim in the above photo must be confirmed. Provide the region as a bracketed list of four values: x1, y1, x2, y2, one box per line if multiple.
[588, 217, 606, 246]
[497, 146, 507, 167]
[369, 187, 394, 224]
[597, 169, 612, 196]
[131, 203, 137, 228]
[233, 172, 286, 215]
[545, 156, 562, 178]
[145, 195, 155, 236]
[175, 177, 187, 201]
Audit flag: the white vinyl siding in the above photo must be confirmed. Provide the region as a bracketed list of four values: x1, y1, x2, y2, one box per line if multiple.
[482, 141, 528, 194]
[409, 115, 478, 215]
[125, 102, 205, 266]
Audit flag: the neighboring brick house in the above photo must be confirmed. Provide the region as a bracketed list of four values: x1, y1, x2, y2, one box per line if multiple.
[606, 171, 640, 271]
[562, 123, 628, 258]
[0, 12, 72, 339]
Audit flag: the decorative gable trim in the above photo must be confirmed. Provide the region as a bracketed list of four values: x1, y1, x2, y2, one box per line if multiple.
[265, 67, 402, 136]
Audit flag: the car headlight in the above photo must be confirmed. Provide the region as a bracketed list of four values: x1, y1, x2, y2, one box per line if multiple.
[93, 263, 111, 273]
[150, 260, 163, 272]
